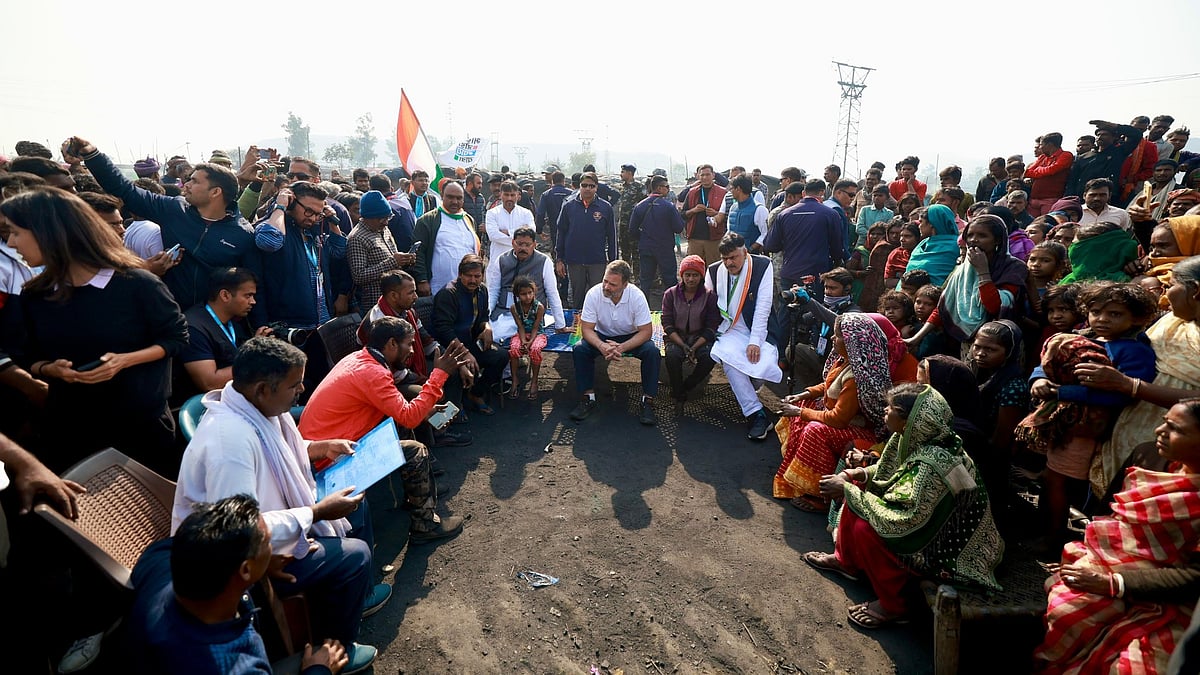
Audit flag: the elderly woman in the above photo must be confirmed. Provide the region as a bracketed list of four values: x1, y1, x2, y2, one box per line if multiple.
[1035, 398, 1200, 674]
[903, 204, 960, 286]
[1076, 255, 1200, 499]
[773, 313, 892, 511]
[906, 214, 1029, 357]
[1140, 216, 1200, 302]
[803, 384, 1004, 628]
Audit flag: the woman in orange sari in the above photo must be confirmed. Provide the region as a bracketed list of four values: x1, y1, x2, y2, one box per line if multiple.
[773, 313, 893, 511]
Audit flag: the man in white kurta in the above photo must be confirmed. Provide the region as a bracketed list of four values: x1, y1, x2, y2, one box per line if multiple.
[484, 180, 535, 265]
[171, 337, 380, 659]
[705, 233, 782, 441]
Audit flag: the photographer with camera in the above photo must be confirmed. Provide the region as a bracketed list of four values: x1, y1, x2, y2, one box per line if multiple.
[781, 268, 862, 391]
[254, 180, 351, 394]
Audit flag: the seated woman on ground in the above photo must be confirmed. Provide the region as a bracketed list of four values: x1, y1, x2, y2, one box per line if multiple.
[803, 383, 1004, 629]
[773, 313, 893, 512]
[1034, 398, 1200, 674]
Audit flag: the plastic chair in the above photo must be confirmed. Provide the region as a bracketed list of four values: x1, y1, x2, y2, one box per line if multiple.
[33, 448, 176, 590]
[316, 313, 363, 369]
[178, 394, 207, 442]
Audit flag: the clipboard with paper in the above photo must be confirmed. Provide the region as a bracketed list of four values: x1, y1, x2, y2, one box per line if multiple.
[315, 418, 405, 500]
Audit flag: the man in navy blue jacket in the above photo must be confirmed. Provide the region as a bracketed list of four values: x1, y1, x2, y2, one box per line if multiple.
[629, 174, 685, 290]
[71, 136, 260, 312]
[555, 172, 617, 309]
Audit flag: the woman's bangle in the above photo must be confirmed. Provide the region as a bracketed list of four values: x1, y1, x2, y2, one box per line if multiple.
[1131, 378, 1141, 398]
[32, 362, 45, 378]
[1115, 573, 1125, 598]
[1108, 573, 1117, 597]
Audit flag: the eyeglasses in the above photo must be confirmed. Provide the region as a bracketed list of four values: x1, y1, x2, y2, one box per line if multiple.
[287, 172, 312, 181]
[580, 183, 598, 189]
[293, 202, 324, 219]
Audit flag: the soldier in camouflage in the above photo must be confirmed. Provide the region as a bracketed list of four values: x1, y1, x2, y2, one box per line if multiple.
[617, 163, 647, 279]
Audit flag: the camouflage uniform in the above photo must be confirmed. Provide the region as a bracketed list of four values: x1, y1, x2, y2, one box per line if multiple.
[397, 438, 442, 531]
[617, 180, 647, 278]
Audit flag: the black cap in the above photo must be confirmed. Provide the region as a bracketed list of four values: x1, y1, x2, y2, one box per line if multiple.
[621, 163, 636, 173]
[784, 182, 806, 195]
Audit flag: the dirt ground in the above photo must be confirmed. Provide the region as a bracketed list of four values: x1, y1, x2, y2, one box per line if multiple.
[360, 350, 1043, 675]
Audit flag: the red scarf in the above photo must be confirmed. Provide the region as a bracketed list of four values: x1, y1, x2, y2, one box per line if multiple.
[358, 298, 429, 377]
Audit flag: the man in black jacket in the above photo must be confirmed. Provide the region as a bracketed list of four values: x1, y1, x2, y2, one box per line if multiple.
[431, 255, 506, 416]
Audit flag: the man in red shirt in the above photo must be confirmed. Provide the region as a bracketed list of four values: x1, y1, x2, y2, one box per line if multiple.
[1025, 132, 1074, 217]
[299, 317, 470, 543]
[888, 156, 927, 202]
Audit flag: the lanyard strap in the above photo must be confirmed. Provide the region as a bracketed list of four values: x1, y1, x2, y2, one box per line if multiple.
[205, 304, 237, 346]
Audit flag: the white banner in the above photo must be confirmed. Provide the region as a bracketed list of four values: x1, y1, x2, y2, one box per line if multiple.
[437, 137, 483, 169]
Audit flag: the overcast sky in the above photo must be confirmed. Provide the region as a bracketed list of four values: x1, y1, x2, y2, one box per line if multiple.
[4, 0, 1199, 178]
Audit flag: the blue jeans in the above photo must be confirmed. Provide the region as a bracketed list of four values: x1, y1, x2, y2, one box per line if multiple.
[572, 332, 660, 397]
[639, 247, 678, 290]
[274, 501, 374, 647]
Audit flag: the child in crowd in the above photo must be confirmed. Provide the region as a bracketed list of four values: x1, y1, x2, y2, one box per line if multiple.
[912, 285, 949, 359]
[1019, 282, 1158, 549]
[898, 269, 931, 299]
[508, 275, 547, 399]
[878, 290, 917, 339]
[1036, 283, 1083, 359]
[1026, 218, 1051, 245]
[847, 223, 887, 303]
[884, 222, 920, 288]
[1023, 241, 1069, 327]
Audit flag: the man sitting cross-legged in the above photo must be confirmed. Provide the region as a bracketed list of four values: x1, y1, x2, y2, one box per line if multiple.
[569, 259, 660, 426]
[299, 316, 469, 544]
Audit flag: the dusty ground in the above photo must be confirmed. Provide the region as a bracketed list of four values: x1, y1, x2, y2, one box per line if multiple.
[360, 351, 1043, 675]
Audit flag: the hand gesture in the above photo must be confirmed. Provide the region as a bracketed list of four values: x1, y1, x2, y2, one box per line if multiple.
[1073, 363, 1129, 392]
[275, 188, 294, 208]
[434, 340, 470, 373]
[965, 246, 989, 274]
[818, 473, 847, 499]
[777, 403, 804, 417]
[62, 137, 94, 163]
[782, 391, 812, 404]
[313, 487, 363, 521]
[1031, 378, 1059, 398]
[145, 249, 183, 276]
[304, 640, 349, 674]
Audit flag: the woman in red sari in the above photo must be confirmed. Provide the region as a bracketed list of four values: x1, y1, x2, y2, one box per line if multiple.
[1035, 398, 1200, 674]
[773, 313, 893, 511]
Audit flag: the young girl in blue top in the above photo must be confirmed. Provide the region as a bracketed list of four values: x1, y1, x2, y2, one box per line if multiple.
[509, 275, 547, 399]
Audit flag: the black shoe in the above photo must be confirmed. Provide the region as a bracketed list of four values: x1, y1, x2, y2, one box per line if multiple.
[430, 457, 446, 477]
[433, 429, 472, 448]
[747, 410, 771, 440]
[639, 400, 657, 426]
[409, 515, 464, 545]
[570, 398, 597, 421]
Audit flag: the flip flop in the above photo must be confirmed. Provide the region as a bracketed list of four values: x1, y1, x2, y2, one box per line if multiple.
[847, 602, 909, 629]
[802, 551, 860, 582]
[790, 496, 828, 513]
[468, 399, 496, 416]
[527, 390, 538, 400]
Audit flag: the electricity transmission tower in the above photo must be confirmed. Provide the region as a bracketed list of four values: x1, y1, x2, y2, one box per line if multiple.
[832, 61, 874, 180]
[514, 146, 528, 172]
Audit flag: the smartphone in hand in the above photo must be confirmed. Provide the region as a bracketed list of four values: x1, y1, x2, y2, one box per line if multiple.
[75, 358, 105, 372]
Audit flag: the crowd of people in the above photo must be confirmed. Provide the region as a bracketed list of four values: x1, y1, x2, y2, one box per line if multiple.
[2, 112, 1200, 672]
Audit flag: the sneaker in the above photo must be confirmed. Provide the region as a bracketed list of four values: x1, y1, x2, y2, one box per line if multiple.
[343, 642, 379, 674]
[433, 429, 472, 448]
[58, 632, 103, 674]
[409, 514, 464, 545]
[569, 397, 597, 421]
[747, 410, 771, 441]
[362, 582, 392, 618]
[639, 400, 657, 426]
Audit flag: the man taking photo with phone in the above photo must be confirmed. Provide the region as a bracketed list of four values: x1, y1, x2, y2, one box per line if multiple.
[348, 191, 417, 311]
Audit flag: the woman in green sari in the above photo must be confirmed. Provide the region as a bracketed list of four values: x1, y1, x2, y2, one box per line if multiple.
[803, 383, 1005, 628]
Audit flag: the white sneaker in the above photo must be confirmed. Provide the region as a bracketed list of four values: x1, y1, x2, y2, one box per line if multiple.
[58, 632, 103, 673]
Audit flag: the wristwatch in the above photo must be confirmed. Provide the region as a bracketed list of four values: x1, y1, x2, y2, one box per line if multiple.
[273, 203, 287, 212]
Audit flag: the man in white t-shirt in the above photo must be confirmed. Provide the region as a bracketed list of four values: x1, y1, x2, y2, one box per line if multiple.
[569, 260, 659, 426]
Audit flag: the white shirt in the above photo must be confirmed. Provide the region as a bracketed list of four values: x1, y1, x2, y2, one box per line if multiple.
[0, 241, 33, 296]
[484, 203, 534, 263]
[1079, 204, 1133, 232]
[580, 282, 652, 337]
[123, 220, 164, 259]
[486, 251, 567, 328]
[173, 406, 315, 556]
[430, 213, 479, 294]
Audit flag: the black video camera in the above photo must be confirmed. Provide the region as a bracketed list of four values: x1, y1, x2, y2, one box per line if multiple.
[266, 322, 312, 347]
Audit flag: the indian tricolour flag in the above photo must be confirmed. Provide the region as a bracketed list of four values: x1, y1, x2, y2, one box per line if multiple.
[395, 89, 444, 192]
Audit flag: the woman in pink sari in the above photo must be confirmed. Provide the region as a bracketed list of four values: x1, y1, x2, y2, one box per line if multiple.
[1036, 398, 1200, 674]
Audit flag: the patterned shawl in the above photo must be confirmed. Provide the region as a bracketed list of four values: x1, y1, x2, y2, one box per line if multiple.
[843, 385, 1004, 590]
[1015, 333, 1114, 454]
[1035, 468, 1200, 674]
[822, 313, 893, 438]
